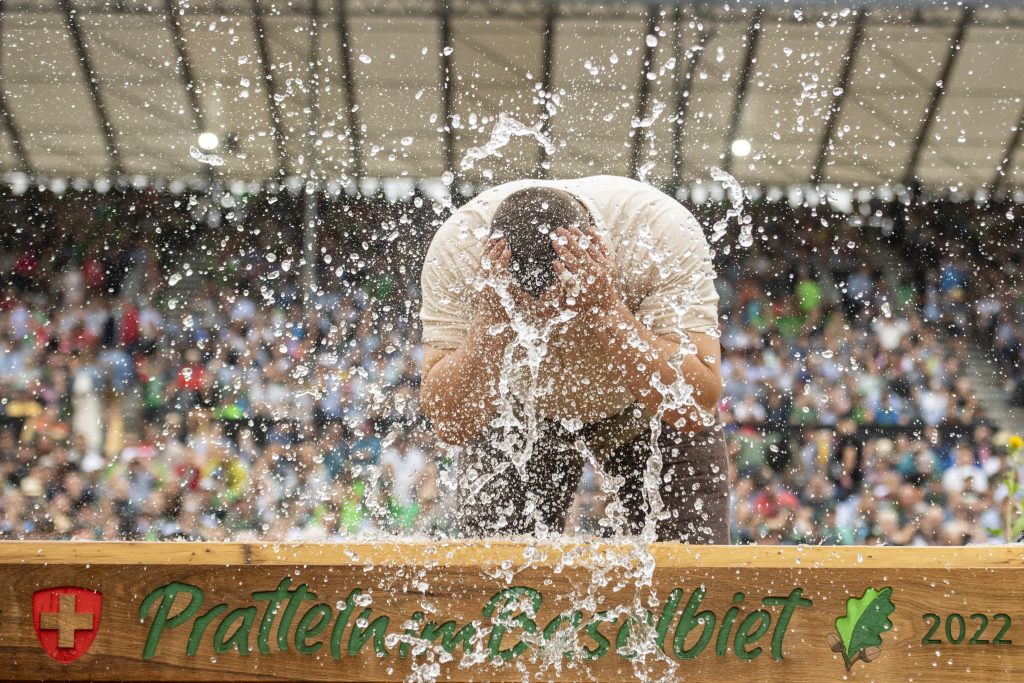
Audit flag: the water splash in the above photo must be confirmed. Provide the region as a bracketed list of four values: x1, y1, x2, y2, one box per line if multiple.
[488, 282, 576, 481]
[709, 167, 751, 247]
[437, 171, 728, 682]
[632, 100, 666, 129]
[460, 113, 556, 172]
[637, 160, 657, 183]
[190, 145, 224, 167]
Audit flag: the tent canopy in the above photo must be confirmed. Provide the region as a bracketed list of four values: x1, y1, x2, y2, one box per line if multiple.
[1, 0, 1022, 191]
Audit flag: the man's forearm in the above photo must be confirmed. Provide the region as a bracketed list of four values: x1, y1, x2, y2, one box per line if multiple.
[420, 317, 512, 444]
[591, 299, 721, 428]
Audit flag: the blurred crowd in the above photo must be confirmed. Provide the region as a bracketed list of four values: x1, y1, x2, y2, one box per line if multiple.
[0, 184, 1020, 545]
[891, 198, 1024, 408]
[690, 196, 1012, 545]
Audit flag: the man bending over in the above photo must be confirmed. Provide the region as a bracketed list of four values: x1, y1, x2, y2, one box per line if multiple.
[419, 175, 729, 543]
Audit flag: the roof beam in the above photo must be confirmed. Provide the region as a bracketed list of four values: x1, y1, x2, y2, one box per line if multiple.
[671, 10, 711, 193]
[302, 0, 322, 311]
[856, 92, 967, 174]
[2, 4, 1022, 27]
[439, 0, 456, 177]
[536, 0, 556, 178]
[811, 9, 866, 185]
[166, 0, 214, 182]
[252, 0, 287, 177]
[60, 0, 123, 176]
[902, 5, 972, 187]
[0, 0, 31, 174]
[304, 0, 322, 178]
[721, 6, 763, 174]
[336, 0, 364, 181]
[165, 0, 206, 134]
[993, 102, 1024, 193]
[628, 5, 660, 180]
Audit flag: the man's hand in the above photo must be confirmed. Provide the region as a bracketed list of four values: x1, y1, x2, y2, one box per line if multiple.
[476, 234, 567, 324]
[551, 225, 621, 321]
[548, 224, 721, 428]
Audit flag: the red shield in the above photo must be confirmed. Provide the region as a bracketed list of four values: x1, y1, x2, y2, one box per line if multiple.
[32, 586, 102, 664]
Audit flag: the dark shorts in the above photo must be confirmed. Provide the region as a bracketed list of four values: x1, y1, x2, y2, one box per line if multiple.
[454, 404, 731, 543]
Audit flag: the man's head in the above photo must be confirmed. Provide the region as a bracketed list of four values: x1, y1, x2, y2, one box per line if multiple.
[490, 186, 593, 297]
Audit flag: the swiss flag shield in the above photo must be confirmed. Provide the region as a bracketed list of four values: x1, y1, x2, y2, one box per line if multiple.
[32, 586, 103, 664]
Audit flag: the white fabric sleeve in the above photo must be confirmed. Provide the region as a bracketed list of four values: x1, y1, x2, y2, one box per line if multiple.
[418, 209, 482, 350]
[634, 194, 721, 337]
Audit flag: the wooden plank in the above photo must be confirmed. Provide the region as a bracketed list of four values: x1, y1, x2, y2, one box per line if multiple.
[0, 542, 1022, 681]
[4, 540, 1024, 568]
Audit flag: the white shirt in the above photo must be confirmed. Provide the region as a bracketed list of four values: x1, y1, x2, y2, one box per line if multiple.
[419, 175, 720, 422]
[942, 464, 989, 493]
[873, 317, 911, 351]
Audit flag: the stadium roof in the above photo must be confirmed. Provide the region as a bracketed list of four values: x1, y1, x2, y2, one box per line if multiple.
[1, 0, 1023, 192]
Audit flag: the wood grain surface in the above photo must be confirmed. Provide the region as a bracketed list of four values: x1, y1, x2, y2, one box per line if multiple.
[0, 541, 1022, 681]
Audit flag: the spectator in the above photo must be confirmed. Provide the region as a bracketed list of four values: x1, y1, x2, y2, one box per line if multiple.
[942, 444, 989, 494]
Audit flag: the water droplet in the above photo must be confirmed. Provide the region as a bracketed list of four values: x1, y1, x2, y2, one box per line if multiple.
[189, 146, 224, 167]
[460, 113, 554, 172]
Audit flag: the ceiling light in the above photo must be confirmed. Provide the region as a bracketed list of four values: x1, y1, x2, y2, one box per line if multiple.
[198, 132, 219, 151]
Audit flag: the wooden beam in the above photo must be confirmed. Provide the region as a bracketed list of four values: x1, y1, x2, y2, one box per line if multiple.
[60, 0, 123, 176]
[811, 9, 867, 185]
[721, 6, 763, 174]
[536, 0, 557, 178]
[628, 5, 661, 180]
[439, 0, 456, 177]
[1, 542, 1024, 681]
[2, 539, 1024, 567]
[336, 0, 364, 182]
[251, 0, 287, 177]
[671, 8, 711, 193]
[903, 5, 973, 187]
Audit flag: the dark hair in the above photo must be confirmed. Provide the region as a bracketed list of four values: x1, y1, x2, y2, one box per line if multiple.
[490, 187, 592, 297]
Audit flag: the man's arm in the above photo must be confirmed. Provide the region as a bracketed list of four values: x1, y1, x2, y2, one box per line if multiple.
[419, 238, 512, 446]
[592, 301, 722, 429]
[420, 330, 511, 446]
[552, 225, 722, 430]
